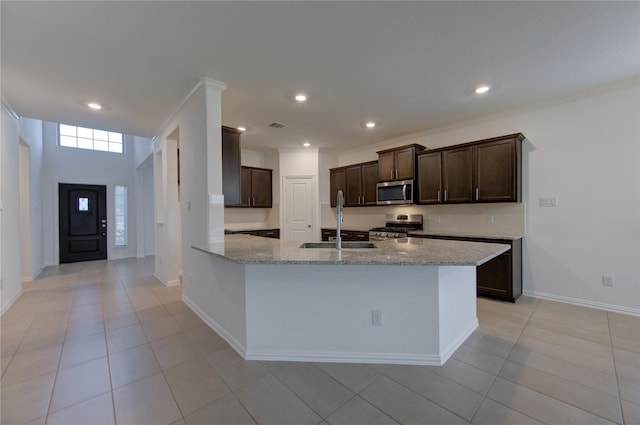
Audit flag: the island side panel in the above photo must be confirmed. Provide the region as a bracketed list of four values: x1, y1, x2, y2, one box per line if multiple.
[183, 251, 248, 356]
[437, 266, 478, 362]
[244, 264, 447, 365]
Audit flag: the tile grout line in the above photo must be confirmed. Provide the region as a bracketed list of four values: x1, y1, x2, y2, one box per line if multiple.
[606, 310, 627, 425]
[470, 297, 542, 425]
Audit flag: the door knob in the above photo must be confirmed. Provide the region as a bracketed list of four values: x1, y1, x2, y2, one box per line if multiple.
[307, 225, 311, 228]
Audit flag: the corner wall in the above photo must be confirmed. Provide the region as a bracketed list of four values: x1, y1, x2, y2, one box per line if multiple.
[1, 101, 22, 313]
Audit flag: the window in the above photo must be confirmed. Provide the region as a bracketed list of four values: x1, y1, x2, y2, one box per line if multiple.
[59, 124, 123, 153]
[114, 185, 127, 246]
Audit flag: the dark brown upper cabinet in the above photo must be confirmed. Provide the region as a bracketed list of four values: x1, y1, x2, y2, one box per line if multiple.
[473, 137, 522, 202]
[329, 168, 346, 208]
[417, 133, 524, 204]
[236, 166, 272, 208]
[344, 161, 378, 206]
[330, 161, 378, 207]
[443, 146, 473, 203]
[377, 144, 425, 182]
[417, 147, 472, 204]
[222, 126, 241, 205]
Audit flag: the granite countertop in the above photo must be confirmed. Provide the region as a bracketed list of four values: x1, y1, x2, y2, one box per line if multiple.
[192, 234, 510, 266]
[407, 229, 524, 240]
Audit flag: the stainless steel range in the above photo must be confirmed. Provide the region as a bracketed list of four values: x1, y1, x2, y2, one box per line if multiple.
[369, 214, 423, 241]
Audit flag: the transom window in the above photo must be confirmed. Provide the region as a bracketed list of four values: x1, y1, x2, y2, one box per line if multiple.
[59, 124, 123, 153]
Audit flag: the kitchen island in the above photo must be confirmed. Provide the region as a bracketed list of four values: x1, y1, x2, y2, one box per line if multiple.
[188, 235, 509, 365]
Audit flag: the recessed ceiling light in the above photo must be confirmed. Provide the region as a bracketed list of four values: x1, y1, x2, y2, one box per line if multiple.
[237, 126, 247, 132]
[303, 142, 311, 147]
[474, 85, 490, 94]
[87, 102, 102, 110]
[295, 94, 308, 102]
[365, 121, 376, 129]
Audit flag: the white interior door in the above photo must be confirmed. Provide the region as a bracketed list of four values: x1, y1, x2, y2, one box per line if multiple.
[283, 177, 315, 242]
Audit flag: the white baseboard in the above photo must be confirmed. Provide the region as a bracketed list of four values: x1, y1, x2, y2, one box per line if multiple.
[153, 273, 168, 286]
[182, 295, 248, 359]
[1, 289, 24, 316]
[21, 267, 44, 283]
[439, 319, 479, 364]
[244, 349, 443, 366]
[524, 290, 640, 317]
[182, 293, 463, 366]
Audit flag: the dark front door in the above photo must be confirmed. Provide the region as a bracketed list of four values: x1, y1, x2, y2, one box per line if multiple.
[59, 183, 107, 263]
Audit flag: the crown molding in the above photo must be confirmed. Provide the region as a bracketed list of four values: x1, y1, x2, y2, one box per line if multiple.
[153, 77, 227, 140]
[1, 95, 19, 120]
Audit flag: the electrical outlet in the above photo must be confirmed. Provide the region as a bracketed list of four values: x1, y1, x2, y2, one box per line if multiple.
[602, 275, 614, 287]
[487, 215, 495, 224]
[372, 310, 383, 326]
[539, 197, 558, 207]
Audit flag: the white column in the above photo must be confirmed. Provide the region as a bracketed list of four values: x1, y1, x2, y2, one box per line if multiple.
[203, 78, 227, 244]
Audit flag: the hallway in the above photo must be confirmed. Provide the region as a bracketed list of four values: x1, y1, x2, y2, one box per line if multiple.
[1, 257, 638, 424]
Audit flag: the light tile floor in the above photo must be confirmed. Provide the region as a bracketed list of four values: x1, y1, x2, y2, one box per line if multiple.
[1, 257, 638, 425]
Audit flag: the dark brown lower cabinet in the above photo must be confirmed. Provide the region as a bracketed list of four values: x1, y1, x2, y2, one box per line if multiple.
[230, 229, 280, 239]
[321, 229, 369, 242]
[409, 234, 522, 302]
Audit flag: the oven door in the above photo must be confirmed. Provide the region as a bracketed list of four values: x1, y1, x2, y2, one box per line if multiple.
[376, 180, 414, 205]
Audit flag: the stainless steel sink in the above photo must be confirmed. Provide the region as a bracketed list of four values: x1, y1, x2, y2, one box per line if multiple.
[299, 242, 377, 249]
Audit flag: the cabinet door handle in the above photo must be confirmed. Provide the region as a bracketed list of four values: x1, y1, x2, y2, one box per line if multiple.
[395, 169, 398, 180]
[390, 170, 393, 179]
[444, 190, 447, 202]
[437, 190, 441, 203]
[361, 195, 364, 205]
[475, 187, 479, 200]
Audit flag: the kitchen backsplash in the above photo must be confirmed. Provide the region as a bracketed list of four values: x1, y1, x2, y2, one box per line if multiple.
[224, 204, 280, 230]
[321, 202, 525, 235]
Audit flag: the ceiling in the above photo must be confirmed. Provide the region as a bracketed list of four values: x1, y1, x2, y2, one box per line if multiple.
[2, 1, 639, 153]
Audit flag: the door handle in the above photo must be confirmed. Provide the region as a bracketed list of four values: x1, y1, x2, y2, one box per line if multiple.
[308, 225, 311, 228]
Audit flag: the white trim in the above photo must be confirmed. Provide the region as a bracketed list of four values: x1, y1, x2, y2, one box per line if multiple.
[182, 294, 247, 358]
[1, 289, 24, 316]
[183, 293, 448, 365]
[439, 318, 479, 364]
[245, 349, 443, 366]
[524, 290, 640, 317]
[1, 95, 19, 120]
[153, 77, 227, 141]
[166, 279, 180, 287]
[154, 272, 168, 286]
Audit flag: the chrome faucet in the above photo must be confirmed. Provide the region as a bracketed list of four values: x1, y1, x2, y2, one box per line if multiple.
[336, 190, 344, 250]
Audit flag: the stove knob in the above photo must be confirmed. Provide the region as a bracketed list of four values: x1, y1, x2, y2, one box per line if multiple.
[381, 232, 388, 237]
[393, 233, 400, 238]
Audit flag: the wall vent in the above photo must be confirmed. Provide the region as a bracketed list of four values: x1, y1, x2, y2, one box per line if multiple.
[267, 122, 287, 129]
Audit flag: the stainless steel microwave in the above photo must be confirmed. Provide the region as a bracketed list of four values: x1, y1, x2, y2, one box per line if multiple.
[376, 179, 414, 205]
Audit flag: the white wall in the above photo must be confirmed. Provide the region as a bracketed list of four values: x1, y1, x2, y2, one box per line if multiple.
[1, 101, 23, 313]
[42, 122, 139, 263]
[153, 78, 226, 289]
[335, 80, 640, 314]
[142, 164, 155, 256]
[18, 118, 45, 280]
